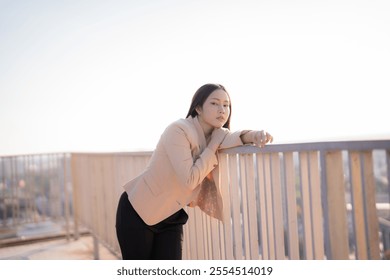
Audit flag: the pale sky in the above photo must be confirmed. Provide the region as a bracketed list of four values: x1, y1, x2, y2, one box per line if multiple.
[1, 0, 389, 156]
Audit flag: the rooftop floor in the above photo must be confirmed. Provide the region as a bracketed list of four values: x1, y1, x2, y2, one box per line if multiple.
[0, 235, 119, 260]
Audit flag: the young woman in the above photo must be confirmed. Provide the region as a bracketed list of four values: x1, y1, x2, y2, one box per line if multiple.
[115, 83, 273, 260]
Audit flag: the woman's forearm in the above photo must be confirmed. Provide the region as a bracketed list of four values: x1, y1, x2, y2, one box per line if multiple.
[240, 130, 254, 144]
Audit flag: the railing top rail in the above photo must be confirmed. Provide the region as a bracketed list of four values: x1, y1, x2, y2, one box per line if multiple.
[0, 152, 69, 159]
[70, 151, 153, 157]
[220, 139, 390, 154]
[0, 151, 153, 159]
[1, 140, 389, 159]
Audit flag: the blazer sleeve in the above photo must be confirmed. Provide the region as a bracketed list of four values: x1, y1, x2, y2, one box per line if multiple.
[219, 130, 248, 149]
[162, 123, 218, 191]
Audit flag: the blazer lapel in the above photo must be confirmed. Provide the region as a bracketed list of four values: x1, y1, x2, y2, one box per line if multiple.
[192, 116, 207, 152]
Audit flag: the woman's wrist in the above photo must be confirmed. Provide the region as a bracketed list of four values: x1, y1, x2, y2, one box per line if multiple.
[240, 130, 255, 144]
[241, 130, 274, 147]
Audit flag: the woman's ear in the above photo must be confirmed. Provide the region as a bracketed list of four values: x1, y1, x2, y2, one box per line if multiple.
[195, 106, 202, 115]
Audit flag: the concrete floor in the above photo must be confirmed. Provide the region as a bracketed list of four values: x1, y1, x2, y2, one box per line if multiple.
[0, 235, 119, 260]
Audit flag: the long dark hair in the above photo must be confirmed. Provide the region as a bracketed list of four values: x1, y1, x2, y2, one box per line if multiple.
[185, 83, 232, 129]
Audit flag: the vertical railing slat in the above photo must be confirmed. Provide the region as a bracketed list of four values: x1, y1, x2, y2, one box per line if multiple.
[308, 151, 325, 259]
[245, 154, 260, 259]
[229, 154, 243, 259]
[70, 155, 81, 240]
[264, 153, 276, 259]
[239, 155, 250, 259]
[186, 208, 198, 259]
[349, 151, 368, 259]
[324, 151, 349, 259]
[271, 153, 285, 259]
[256, 153, 269, 260]
[387, 150, 390, 207]
[197, 207, 206, 259]
[299, 152, 314, 259]
[1, 158, 5, 226]
[210, 216, 221, 259]
[63, 154, 71, 241]
[106, 156, 116, 251]
[205, 215, 212, 259]
[219, 153, 234, 259]
[182, 215, 190, 259]
[362, 151, 381, 259]
[283, 152, 300, 259]
[218, 219, 226, 259]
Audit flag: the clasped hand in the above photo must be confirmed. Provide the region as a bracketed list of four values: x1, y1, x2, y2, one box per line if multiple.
[252, 130, 273, 148]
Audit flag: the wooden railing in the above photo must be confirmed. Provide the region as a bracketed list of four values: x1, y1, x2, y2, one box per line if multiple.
[69, 140, 390, 260]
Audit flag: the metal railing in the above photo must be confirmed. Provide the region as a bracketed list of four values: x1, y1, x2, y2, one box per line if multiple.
[69, 140, 390, 260]
[183, 140, 390, 259]
[70, 152, 152, 258]
[1, 140, 389, 259]
[0, 153, 74, 243]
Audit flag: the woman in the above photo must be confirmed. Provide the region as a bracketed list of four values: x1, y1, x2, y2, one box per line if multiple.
[115, 83, 273, 260]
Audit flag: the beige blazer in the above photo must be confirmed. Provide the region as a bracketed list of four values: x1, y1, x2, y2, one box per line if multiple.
[123, 116, 245, 225]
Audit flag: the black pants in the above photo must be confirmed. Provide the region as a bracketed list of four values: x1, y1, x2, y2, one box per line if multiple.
[115, 192, 188, 260]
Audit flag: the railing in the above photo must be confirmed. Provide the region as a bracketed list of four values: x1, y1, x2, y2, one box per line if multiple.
[0, 153, 74, 243]
[69, 140, 390, 260]
[70, 152, 152, 258]
[183, 141, 390, 259]
[2, 140, 389, 260]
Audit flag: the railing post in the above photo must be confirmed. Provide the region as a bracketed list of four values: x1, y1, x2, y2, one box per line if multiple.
[323, 151, 349, 259]
[93, 234, 100, 260]
[70, 154, 80, 240]
[63, 154, 71, 241]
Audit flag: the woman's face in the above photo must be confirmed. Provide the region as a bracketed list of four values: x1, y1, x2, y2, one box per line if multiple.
[197, 89, 230, 129]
